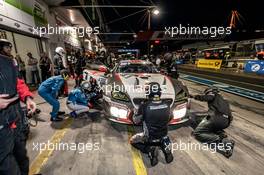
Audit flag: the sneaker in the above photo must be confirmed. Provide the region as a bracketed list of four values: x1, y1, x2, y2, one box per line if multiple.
[161, 136, 174, 163]
[70, 111, 78, 118]
[216, 130, 228, 140]
[148, 147, 159, 166]
[50, 116, 63, 122]
[222, 138, 235, 158]
[58, 111, 65, 115]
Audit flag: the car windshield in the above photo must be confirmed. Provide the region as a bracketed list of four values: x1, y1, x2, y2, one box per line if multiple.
[87, 59, 104, 65]
[117, 63, 158, 73]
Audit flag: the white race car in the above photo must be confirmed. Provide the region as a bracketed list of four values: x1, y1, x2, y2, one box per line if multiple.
[84, 60, 189, 125]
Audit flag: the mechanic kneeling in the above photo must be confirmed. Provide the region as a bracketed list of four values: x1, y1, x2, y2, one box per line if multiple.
[190, 86, 235, 158]
[130, 82, 173, 166]
[67, 81, 96, 118]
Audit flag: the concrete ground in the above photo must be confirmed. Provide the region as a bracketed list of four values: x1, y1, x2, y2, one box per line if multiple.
[26, 79, 264, 175]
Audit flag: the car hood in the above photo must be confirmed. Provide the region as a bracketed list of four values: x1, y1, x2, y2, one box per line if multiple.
[118, 73, 176, 102]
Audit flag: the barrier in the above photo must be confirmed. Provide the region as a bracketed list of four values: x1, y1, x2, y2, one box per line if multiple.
[175, 59, 184, 64]
[244, 60, 264, 75]
[197, 59, 222, 69]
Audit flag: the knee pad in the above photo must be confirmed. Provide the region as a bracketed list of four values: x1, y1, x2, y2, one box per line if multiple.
[161, 136, 172, 152]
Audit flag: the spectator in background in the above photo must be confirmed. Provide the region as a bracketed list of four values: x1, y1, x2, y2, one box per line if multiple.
[53, 47, 69, 96]
[156, 57, 161, 67]
[15, 55, 27, 83]
[160, 58, 165, 68]
[39, 52, 52, 81]
[74, 51, 86, 88]
[27, 52, 40, 86]
[53, 47, 67, 76]
[67, 51, 76, 77]
[232, 61, 238, 68]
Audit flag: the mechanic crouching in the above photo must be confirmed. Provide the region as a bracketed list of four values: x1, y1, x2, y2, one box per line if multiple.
[130, 82, 173, 166]
[190, 86, 235, 158]
[67, 81, 96, 118]
[38, 70, 70, 122]
[87, 77, 102, 106]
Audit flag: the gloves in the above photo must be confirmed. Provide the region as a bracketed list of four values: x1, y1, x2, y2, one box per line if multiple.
[132, 114, 142, 125]
[194, 95, 201, 100]
[189, 94, 201, 100]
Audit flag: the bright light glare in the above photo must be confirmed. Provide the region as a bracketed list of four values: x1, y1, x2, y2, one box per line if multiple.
[152, 9, 160, 15]
[110, 106, 119, 117]
[69, 10, 75, 22]
[173, 107, 187, 119]
[110, 106, 128, 119]
[119, 109, 128, 119]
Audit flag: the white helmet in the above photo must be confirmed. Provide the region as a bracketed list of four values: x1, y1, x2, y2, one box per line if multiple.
[55, 47, 65, 56]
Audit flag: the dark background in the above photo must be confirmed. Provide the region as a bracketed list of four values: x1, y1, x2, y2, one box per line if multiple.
[61, 0, 263, 52]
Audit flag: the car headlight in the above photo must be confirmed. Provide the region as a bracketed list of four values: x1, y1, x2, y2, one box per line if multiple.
[110, 106, 128, 119]
[173, 103, 187, 119]
[111, 91, 130, 102]
[175, 90, 187, 101]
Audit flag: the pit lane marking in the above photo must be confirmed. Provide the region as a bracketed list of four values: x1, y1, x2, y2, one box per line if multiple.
[128, 126, 148, 175]
[29, 117, 73, 175]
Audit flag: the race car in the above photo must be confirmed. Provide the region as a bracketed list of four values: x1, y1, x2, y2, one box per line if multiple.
[83, 60, 108, 87]
[100, 59, 190, 125]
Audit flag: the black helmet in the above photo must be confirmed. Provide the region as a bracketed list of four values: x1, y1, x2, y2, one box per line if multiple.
[204, 86, 220, 95]
[146, 82, 162, 99]
[0, 39, 12, 50]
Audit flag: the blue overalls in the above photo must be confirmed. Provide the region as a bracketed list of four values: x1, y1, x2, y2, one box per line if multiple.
[67, 88, 89, 106]
[38, 75, 64, 119]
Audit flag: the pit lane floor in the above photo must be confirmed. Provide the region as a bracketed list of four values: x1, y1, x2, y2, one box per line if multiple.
[26, 79, 264, 175]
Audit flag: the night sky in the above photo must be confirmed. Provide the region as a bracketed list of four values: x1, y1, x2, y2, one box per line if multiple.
[70, 0, 263, 32]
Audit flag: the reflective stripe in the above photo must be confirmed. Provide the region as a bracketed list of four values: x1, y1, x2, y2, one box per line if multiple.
[0, 125, 4, 130]
[222, 114, 229, 119]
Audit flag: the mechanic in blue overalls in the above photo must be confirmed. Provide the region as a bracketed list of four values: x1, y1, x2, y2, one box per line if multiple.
[38, 70, 70, 122]
[67, 81, 96, 118]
